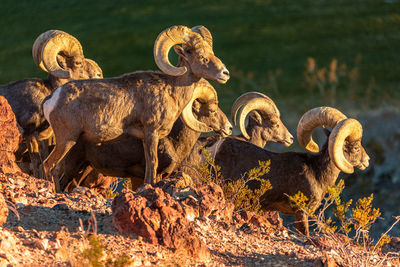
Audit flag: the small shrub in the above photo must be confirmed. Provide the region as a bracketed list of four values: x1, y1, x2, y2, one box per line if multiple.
[79, 235, 132, 267]
[195, 147, 222, 185]
[81, 235, 106, 267]
[288, 179, 399, 266]
[122, 179, 132, 190]
[105, 179, 120, 199]
[195, 148, 272, 214]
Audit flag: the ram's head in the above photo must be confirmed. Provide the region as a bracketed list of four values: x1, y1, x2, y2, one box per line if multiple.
[232, 92, 293, 147]
[32, 30, 103, 80]
[297, 107, 370, 174]
[153, 25, 229, 84]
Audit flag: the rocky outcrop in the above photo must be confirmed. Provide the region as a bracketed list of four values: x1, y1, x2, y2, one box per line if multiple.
[157, 179, 235, 223]
[111, 184, 210, 260]
[0, 96, 21, 174]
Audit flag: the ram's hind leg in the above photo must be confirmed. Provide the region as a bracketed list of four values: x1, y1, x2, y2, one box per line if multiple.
[142, 130, 159, 185]
[27, 134, 42, 178]
[43, 130, 79, 192]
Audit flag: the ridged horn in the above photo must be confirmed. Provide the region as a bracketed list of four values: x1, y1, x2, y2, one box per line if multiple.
[181, 83, 217, 133]
[32, 31, 56, 72]
[153, 25, 202, 76]
[192, 25, 213, 48]
[328, 118, 363, 174]
[236, 94, 280, 140]
[231, 92, 279, 126]
[84, 58, 103, 78]
[33, 30, 84, 78]
[297, 107, 347, 153]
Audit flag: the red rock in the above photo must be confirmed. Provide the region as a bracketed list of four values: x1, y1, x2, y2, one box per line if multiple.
[112, 191, 159, 245]
[249, 214, 272, 229]
[112, 186, 210, 260]
[0, 96, 21, 174]
[80, 170, 117, 195]
[0, 193, 9, 226]
[195, 182, 234, 223]
[264, 211, 283, 229]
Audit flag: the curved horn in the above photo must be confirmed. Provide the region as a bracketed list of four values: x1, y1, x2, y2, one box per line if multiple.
[297, 107, 347, 153]
[36, 30, 84, 78]
[84, 58, 103, 78]
[237, 95, 279, 139]
[181, 83, 217, 133]
[154, 25, 201, 76]
[328, 118, 363, 174]
[231, 92, 279, 126]
[191, 25, 213, 48]
[32, 30, 58, 72]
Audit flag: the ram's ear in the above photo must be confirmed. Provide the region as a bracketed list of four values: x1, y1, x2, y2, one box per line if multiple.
[249, 111, 263, 125]
[173, 45, 188, 61]
[192, 99, 201, 113]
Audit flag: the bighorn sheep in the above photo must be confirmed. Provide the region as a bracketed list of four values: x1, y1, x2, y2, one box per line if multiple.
[42, 25, 230, 191]
[59, 82, 232, 192]
[0, 30, 102, 177]
[181, 92, 293, 170]
[193, 107, 369, 236]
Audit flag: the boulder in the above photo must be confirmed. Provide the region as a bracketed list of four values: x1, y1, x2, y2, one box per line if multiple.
[0, 96, 21, 174]
[112, 185, 210, 260]
[157, 178, 234, 224]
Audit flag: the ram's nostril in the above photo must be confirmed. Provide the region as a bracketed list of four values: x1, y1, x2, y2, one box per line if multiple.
[223, 70, 230, 76]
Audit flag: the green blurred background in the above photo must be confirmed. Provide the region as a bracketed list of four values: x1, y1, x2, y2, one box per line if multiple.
[1, 0, 400, 236]
[1, 0, 399, 114]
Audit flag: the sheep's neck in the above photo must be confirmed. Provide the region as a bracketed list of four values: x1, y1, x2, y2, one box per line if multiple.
[314, 148, 342, 191]
[47, 75, 68, 90]
[171, 67, 202, 113]
[167, 117, 200, 162]
[235, 125, 266, 148]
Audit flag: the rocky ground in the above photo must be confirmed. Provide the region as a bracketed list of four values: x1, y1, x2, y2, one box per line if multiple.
[0, 94, 399, 266]
[0, 172, 399, 267]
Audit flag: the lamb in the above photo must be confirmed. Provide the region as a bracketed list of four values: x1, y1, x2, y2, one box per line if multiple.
[0, 30, 102, 177]
[192, 106, 370, 236]
[59, 82, 232, 192]
[42, 25, 230, 191]
[181, 91, 293, 171]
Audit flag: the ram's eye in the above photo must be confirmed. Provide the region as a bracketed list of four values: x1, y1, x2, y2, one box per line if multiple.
[199, 55, 209, 64]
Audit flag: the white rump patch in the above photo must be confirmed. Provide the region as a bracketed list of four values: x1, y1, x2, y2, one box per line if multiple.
[44, 86, 63, 122]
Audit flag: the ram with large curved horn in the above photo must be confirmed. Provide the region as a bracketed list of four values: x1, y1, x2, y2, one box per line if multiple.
[42, 25, 230, 192]
[0, 30, 102, 179]
[183, 106, 369, 236]
[231, 92, 293, 147]
[57, 82, 232, 193]
[180, 91, 293, 180]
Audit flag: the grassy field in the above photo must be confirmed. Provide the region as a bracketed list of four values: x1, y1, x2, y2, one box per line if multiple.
[1, 0, 399, 114]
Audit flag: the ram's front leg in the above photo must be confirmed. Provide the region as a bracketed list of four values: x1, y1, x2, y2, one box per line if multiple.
[143, 130, 159, 185]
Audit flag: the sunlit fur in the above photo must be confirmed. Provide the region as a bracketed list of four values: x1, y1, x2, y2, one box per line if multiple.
[59, 97, 231, 192]
[43, 32, 229, 190]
